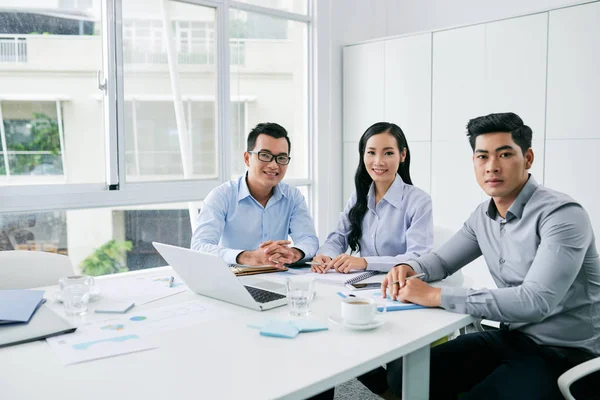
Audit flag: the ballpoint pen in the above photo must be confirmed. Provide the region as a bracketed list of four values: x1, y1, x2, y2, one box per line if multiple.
[392, 273, 425, 285]
[405, 273, 426, 281]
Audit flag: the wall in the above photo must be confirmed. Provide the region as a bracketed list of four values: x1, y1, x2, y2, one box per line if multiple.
[316, 0, 590, 243]
[339, 1, 600, 291]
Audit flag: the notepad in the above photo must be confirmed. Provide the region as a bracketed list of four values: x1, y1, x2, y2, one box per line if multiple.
[95, 301, 136, 314]
[249, 319, 328, 337]
[0, 290, 45, 324]
[259, 320, 300, 339]
[305, 270, 380, 286]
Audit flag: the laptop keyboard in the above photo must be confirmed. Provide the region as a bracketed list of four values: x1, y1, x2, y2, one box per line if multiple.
[244, 286, 285, 303]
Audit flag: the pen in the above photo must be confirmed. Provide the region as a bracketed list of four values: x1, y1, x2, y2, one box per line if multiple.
[405, 273, 426, 281]
[168, 276, 174, 288]
[391, 273, 426, 285]
[305, 261, 325, 265]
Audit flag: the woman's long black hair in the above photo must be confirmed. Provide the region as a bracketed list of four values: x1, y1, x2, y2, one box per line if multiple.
[347, 122, 412, 253]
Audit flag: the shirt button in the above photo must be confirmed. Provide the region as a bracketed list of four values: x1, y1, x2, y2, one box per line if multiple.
[499, 258, 505, 264]
[449, 304, 456, 310]
[500, 228, 506, 234]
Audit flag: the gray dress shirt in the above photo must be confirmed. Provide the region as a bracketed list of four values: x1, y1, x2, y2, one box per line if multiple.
[405, 175, 600, 355]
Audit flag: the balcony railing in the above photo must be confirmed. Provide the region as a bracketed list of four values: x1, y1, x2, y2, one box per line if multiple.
[123, 40, 245, 66]
[0, 37, 28, 63]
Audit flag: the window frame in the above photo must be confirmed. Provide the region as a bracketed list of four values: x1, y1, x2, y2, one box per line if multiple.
[0, 0, 315, 218]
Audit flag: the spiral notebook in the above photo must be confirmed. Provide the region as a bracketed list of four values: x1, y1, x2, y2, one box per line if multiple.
[308, 270, 379, 286]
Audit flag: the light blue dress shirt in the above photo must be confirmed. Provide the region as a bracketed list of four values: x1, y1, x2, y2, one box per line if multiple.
[318, 174, 434, 272]
[190, 175, 319, 265]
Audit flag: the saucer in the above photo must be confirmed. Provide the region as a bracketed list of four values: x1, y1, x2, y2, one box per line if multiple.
[49, 286, 101, 303]
[328, 314, 385, 330]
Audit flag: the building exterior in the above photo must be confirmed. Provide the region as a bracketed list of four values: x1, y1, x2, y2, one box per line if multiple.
[0, 0, 309, 273]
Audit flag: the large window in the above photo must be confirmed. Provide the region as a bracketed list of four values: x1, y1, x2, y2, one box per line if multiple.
[229, 9, 308, 179]
[0, 2, 106, 186]
[0, 102, 64, 179]
[0, 0, 314, 277]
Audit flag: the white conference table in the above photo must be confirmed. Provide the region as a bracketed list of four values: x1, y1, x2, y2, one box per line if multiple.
[0, 267, 473, 400]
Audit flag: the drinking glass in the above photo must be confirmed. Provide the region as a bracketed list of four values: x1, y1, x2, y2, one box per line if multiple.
[285, 276, 315, 316]
[62, 284, 91, 315]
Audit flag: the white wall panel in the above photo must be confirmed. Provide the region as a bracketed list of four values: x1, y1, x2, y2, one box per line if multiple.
[342, 141, 359, 203]
[407, 141, 431, 194]
[432, 25, 485, 141]
[384, 33, 432, 142]
[431, 141, 484, 231]
[545, 140, 600, 245]
[343, 43, 385, 142]
[484, 14, 548, 136]
[547, 2, 600, 139]
[529, 140, 545, 184]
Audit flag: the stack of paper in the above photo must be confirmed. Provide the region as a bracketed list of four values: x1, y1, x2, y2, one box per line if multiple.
[0, 290, 45, 324]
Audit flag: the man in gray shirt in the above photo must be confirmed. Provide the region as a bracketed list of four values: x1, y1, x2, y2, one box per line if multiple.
[361, 112, 600, 399]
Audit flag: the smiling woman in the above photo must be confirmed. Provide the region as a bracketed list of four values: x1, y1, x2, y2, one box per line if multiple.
[312, 122, 434, 275]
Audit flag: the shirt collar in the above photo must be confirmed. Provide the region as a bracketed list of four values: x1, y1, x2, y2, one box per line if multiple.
[367, 173, 406, 210]
[486, 174, 538, 221]
[237, 173, 285, 204]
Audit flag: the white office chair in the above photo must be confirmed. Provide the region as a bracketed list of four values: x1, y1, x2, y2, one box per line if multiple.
[433, 225, 464, 287]
[0, 250, 74, 289]
[558, 357, 600, 400]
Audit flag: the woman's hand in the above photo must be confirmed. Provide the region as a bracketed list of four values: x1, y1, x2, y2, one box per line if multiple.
[331, 254, 367, 273]
[311, 254, 332, 273]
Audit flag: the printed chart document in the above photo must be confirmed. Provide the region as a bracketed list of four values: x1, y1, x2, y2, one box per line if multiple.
[47, 300, 232, 365]
[46, 328, 157, 366]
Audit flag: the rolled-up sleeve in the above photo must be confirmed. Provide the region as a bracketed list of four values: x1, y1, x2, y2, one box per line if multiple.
[190, 188, 244, 265]
[288, 190, 319, 260]
[450, 205, 593, 322]
[404, 211, 483, 311]
[365, 198, 434, 272]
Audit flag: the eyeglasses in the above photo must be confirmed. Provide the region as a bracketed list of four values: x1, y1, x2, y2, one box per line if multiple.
[248, 151, 291, 165]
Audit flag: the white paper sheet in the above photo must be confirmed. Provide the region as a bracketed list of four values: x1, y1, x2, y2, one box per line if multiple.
[47, 300, 231, 365]
[46, 329, 157, 366]
[96, 272, 188, 305]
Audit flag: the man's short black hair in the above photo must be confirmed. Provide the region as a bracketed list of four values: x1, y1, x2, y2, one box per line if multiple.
[247, 122, 291, 154]
[466, 112, 532, 155]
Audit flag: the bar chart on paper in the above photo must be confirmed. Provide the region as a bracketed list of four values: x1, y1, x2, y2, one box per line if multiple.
[46, 300, 232, 365]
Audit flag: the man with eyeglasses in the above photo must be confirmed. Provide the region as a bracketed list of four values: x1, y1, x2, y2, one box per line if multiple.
[191, 122, 318, 267]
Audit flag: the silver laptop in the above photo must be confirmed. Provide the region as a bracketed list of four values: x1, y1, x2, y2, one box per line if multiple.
[0, 305, 76, 348]
[152, 242, 287, 311]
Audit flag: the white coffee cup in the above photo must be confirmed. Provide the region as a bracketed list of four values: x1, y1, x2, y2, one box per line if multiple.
[341, 297, 386, 325]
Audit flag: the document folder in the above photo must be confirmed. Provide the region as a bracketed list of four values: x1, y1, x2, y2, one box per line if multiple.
[230, 265, 288, 276]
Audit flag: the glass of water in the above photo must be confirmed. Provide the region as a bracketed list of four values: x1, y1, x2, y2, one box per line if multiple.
[285, 276, 315, 316]
[62, 284, 91, 316]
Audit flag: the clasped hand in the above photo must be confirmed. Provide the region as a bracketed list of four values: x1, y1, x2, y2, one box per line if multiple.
[237, 240, 301, 268]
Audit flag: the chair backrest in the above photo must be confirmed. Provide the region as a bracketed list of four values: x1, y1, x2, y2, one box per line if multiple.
[433, 225, 455, 250]
[0, 251, 75, 289]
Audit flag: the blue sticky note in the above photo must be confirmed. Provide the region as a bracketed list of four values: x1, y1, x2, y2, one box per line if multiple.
[259, 321, 300, 339]
[290, 319, 328, 333]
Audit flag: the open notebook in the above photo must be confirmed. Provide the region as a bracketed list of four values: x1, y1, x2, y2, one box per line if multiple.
[300, 270, 380, 286]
